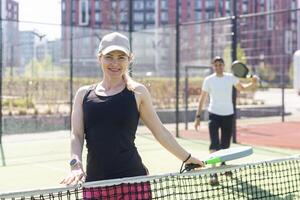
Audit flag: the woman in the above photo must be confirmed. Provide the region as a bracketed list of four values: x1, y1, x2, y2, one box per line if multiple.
[61, 32, 204, 198]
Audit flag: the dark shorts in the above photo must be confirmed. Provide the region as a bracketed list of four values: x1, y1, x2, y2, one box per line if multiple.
[208, 112, 234, 151]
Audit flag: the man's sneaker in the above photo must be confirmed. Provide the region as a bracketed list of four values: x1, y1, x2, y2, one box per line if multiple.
[209, 173, 219, 186]
[221, 162, 233, 177]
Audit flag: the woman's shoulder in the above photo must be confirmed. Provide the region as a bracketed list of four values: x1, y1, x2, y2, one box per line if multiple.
[131, 81, 148, 93]
[76, 84, 96, 97]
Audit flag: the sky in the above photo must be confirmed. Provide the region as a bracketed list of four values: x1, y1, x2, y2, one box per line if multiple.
[16, 0, 61, 40]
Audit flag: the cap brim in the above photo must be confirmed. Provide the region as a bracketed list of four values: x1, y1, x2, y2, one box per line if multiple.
[101, 45, 130, 56]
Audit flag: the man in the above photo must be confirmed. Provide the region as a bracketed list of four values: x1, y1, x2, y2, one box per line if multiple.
[194, 56, 258, 185]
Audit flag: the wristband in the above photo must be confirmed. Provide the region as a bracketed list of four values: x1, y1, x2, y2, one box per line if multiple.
[180, 154, 192, 173]
[183, 154, 191, 163]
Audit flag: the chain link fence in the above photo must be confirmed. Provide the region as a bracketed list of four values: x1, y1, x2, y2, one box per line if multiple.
[0, 9, 299, 134]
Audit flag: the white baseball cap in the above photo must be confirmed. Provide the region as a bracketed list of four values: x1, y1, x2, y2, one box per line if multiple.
[98, 32, 130, 56]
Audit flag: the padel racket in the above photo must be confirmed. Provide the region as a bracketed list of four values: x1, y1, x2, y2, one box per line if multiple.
[185, 146, 253, 171]
[231, 60, 252, 78]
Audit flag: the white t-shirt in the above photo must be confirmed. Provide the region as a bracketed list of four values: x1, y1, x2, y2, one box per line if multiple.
[202, 73, 239, 116]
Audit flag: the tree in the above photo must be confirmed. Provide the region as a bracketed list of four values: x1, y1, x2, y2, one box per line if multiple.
[24, 55, 65, 78]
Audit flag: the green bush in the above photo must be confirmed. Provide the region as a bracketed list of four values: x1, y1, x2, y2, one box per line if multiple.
[3, 98, 35, 108]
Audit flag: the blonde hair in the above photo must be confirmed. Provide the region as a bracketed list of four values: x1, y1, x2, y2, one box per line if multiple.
[122, 73, 135, 91]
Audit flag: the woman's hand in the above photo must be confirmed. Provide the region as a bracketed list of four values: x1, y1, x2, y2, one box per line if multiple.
[60, 163, 86, 186]
[186, 155, 205, 168]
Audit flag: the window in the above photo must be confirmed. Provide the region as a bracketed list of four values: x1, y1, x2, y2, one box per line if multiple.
[284, 30, 293, 54]
[195, 0, 202, 9]
[146, 12, 154, 21]
[14, 4, 18, 12]
[195, 12, 201, 20]
[95, 0, 100, 10]
[72, 11, 76, 24]
[134, 12, 144, 22]
[134, 1, 144, 10]
[266, 0, 274, 30]
[161, 0, 168, 9]
[161, 12, 168, 21]
[242, 3, 247, 13]
[95, 12, 101, 22]
[120, 1, 127, 10]
[291, 1, 296, 9]
[79, 0, 89, 25]
[207, 12, 214, 19]
[7, 2, 12, 10]
[120, 13, 127, 23]
[225, 1, 231, 12]
[291, 12, 296, 20]
[7, 11, 11, 19]
[62, 1, 66, 11]
[72, 0, 76, 11]
[146, 1, 154, 9]
[206, 0, 214, 9]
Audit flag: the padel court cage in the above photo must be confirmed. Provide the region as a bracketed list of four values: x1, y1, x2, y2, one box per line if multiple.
[0, 1, 300, 166]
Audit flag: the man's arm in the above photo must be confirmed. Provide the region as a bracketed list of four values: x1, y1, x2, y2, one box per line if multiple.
[235, 76, 258, 92]
[194, 90, 208, 131]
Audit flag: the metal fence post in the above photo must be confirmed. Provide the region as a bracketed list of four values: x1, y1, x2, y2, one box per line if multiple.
[175, 0, 180, 137]
[69, 0, 74, 130]
[0, 0, 6, 166]
[231, 0, 238, 143]
[128, 0, 133, 77]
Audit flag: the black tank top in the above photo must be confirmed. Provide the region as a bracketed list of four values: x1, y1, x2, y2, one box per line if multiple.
[83, 85, 147, 182]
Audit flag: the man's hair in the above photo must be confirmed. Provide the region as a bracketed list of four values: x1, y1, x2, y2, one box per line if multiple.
[212, 56, 224, 64]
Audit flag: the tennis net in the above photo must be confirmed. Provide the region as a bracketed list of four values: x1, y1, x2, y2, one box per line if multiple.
[1, 155, 300, 200]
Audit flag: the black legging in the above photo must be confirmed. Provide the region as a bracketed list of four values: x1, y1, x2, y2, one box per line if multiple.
[208, 112, 234, 151]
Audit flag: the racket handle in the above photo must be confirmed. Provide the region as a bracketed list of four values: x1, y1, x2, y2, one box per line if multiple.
[185, 163, 201, 171]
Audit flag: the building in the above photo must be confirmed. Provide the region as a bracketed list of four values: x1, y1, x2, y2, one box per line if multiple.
[61, 0, 298, 78]
[18, 31, 36, 73]
[239, 0, 297, 82]
[47, 39, 61, 67]
[1, 0, 19, 76]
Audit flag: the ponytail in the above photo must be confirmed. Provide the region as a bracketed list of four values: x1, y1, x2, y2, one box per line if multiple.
[122, 73, 135, 91]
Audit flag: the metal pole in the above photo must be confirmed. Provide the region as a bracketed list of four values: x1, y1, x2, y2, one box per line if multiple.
[231, 0, 238, 143]
[281, 56, 285, 122]
[128, 0, 133, 76]
[69, 0, 74, 129]
[175, 0, 180, 137]
[184, 66, 188, 130]
[211, 18, 214, 60]
[0, 0, 6, 166]
[10, 45, 13, 79]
